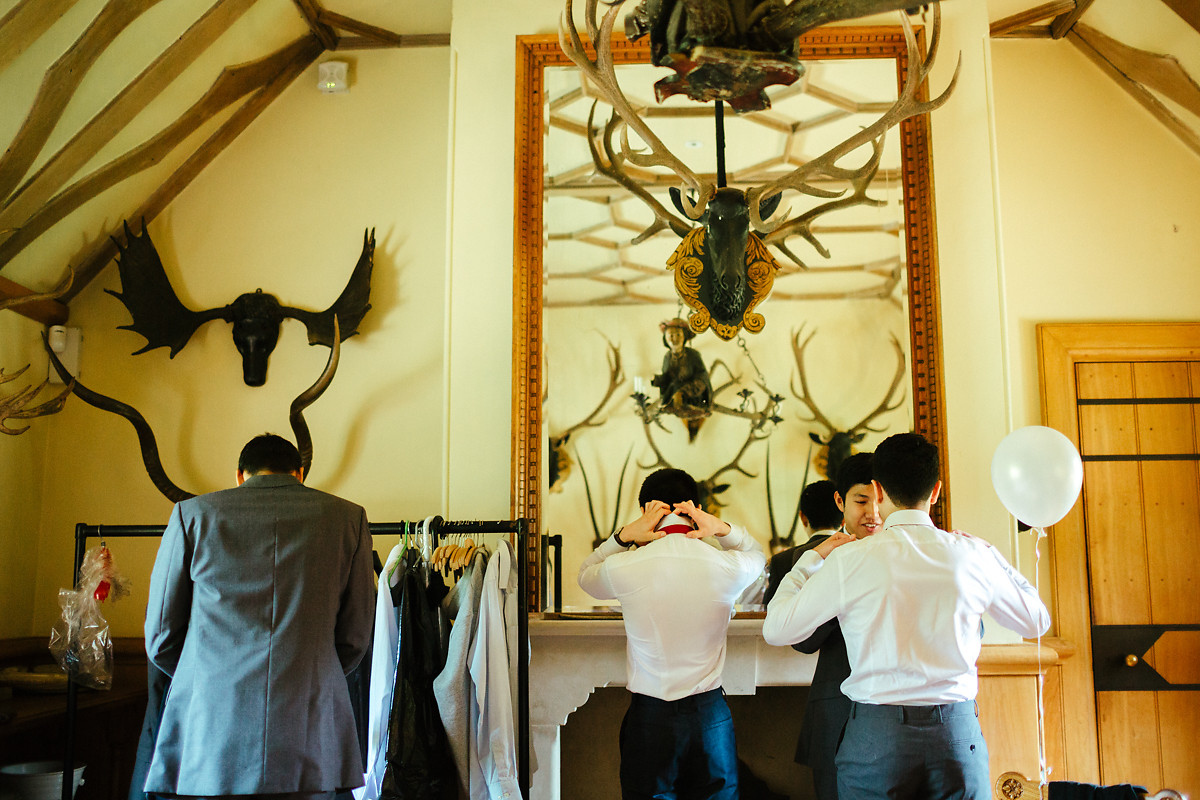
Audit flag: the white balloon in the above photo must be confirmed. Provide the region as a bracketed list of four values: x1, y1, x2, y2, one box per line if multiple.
[990, 426, 1083, 528]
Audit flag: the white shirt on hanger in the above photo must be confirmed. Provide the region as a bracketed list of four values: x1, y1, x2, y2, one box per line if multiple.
[467, 538, 521, 799]
[355, 543, 404, 800]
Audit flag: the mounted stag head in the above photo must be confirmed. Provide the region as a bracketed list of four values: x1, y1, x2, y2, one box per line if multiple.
[791, 326, 907, 480]
[0, 270, 74, 434]
[640, 363, 782, 513]
[560, 0, 958, 340]
[623, 0, 938, 111]
[45, 317, 343, 502]
[548, 340, 625, 490]
[108, 221, 374, 386]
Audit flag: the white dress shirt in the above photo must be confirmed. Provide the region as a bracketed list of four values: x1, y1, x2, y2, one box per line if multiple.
[468, 540, 520, 800]
[578, 526, 766, 702]
[763, 509, 1050, 705]
[356, 544, 404, 800]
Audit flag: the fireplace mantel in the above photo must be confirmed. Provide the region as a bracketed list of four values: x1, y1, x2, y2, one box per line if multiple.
[527, 615, 1069, 799]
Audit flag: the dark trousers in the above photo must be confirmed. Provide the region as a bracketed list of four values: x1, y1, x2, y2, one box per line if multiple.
[835, 700, 989, 800]
[619, 689, 739, 800]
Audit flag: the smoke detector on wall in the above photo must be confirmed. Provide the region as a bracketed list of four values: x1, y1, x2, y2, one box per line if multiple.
[318, 61, 349, 93]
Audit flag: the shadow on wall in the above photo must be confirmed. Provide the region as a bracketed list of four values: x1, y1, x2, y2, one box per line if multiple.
[560, 686, 814, 799]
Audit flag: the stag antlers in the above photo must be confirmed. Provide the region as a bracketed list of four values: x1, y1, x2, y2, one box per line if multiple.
[547, 339, 625, 490]
[560, 0, 960, 249]
[791, 326, 907, 479]
[1, 269, 75, 435]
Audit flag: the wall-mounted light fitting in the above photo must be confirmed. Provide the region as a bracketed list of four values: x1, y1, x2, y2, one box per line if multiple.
[318, 61, 349, 94]
[47, 325, 81, 384]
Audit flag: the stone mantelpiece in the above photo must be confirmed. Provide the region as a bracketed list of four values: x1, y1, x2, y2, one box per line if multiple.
[528, 616, 1068, 799]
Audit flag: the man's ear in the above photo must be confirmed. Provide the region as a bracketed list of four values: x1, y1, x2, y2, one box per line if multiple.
[236, 469, 246, 486]
[929, 480, 942, 506]
[871, 480, 886, 504]
[834, 492, 846, 513]
[293, 467, 305, 484]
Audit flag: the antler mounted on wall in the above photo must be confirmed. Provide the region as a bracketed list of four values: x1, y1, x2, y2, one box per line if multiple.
[559, 0, 958, 339]
[0, 270, 75, 435]
[45, 316, 344, 502]
[107, 222, 374, 386]
[547, 338, 625, 491]
[791, 325, 907, 480]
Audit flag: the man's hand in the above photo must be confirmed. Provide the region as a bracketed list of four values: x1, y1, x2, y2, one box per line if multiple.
[618, 501, 671, 545]
[814, 530, 854, 559]
[673, 500, 731, 538]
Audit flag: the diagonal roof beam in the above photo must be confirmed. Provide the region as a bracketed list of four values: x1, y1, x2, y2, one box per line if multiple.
[63, 35, 323, 300]
[0, 0, 259, 242]
[990, 1, 1076, 38]
[1159, 0, 1200, 37]
[1051, 0, 1094, 39]
[0, 0, 168, 201]
[0, 0, 84, 74]
[1069, 23, 1200, 158]
[0, 275, 69, 325]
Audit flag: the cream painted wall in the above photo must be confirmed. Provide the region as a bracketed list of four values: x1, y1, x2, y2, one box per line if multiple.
[0, 312, 52, 638]
[19, 45, 453, 638]
[991, 38, 1200, 423]
[6, 0, 1199, 642]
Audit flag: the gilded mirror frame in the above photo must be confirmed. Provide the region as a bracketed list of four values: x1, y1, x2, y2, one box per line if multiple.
[513, 27, 949, 610]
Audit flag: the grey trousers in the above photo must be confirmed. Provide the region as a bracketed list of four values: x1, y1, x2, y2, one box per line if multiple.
[834, 700, 989, 800]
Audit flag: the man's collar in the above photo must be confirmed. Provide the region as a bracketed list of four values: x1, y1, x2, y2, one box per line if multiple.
[883, 508, 935, 528]
[239, 473, 302, 489]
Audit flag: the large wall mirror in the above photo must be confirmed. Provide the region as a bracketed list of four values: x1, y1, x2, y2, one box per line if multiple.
[514, 26, 948, 612]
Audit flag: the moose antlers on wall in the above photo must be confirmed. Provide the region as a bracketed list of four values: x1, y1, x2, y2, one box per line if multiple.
[559, 0, 958, 340]
[108, 221, 374, 386]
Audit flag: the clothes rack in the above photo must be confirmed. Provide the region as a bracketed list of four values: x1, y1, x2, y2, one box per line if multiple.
[63, 516, 532, 800]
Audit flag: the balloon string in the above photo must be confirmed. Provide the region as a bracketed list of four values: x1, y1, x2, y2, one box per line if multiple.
[1033, 526, 1049, 792]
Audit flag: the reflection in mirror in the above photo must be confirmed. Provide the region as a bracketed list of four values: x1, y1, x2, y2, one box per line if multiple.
[514, 29, 948, 612]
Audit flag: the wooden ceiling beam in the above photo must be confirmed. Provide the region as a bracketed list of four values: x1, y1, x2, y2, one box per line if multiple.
[63, 35, 323, 300]
[1074, 23, 1200, 117]
[0, 0, 259, 244]
[290, 0, 336, 51]
[1159, 0, 1200, 37]
[1069, 25, 1200, 159]
[1050, 0, 1094, 39]
[315, 10, 448, 49]
[0, 37, 319, 274]
[990, 2, 1075, 38]
[0, 0, 167, 201]
[0, 276, 68, 325]
[0, 0, 83, 74]
[334, 34, 451, 51]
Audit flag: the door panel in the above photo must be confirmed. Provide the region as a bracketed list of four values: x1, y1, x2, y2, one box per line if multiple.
[1076, 358, 1200, 791]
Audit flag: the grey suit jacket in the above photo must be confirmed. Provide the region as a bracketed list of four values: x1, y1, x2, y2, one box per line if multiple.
[144, 473, 374, 795]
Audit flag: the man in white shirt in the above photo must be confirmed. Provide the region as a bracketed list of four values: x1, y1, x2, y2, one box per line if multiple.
[763, 433, 1050, 800]
[764, 453, 879, 800]
[578, 468, 766, 800]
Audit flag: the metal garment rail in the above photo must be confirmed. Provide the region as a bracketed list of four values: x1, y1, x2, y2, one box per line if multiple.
[63, 516, 532, 800]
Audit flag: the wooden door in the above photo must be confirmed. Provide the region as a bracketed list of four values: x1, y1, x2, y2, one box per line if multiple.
[1076, 361, 1200, 792]
[1040, 323, 1200, 794]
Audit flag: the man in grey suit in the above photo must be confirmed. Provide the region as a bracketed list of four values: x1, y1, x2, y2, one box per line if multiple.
[144, 434, 374, 800]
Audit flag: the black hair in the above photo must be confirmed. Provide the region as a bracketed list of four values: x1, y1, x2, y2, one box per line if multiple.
[799, 479, 842, 531]
[638, 468, 700, 508]
[238, 433, 302, 477]
[873, 432, 939, 508]
[835, 451, 874, 502]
